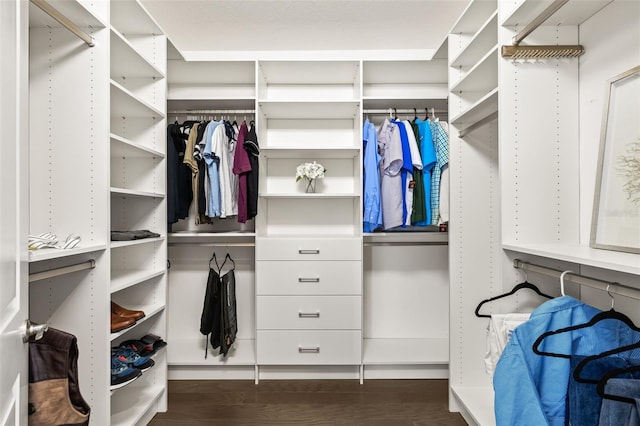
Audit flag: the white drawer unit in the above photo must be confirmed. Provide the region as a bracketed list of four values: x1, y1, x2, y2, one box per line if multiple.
[256, 261, 361, 295]
[255, 237, 361, 261]
[257, 330, 362, 365]
[257, 296, 361, 330]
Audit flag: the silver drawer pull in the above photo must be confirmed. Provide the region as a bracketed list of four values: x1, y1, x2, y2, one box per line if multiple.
[298, 346, 320, 354]
[298, 312, 320, 318]
[298, 249, 320, 255]
[298, 277, 320, 283]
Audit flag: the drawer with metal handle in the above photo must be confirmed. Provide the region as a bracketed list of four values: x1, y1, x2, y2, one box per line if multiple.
[257, 330, 362, 365]
[256, 261, 361, 295]
[256, 237, 361, 261]
[257, 295, 361, 329]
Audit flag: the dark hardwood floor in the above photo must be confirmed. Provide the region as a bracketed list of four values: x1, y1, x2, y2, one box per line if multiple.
[149, 379, 466, 425]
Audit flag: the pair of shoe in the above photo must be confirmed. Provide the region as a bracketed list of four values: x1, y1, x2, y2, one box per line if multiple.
[110, 346, 155, 390]
[119, 334, 167, 357]
[110, 302, 145, 333]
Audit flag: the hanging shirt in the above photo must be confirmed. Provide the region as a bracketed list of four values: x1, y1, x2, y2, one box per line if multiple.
[438, 121, 450, 223]
[183, 123, 201, 222]
[484, 313, 530, 377]
[402, 120, 423, 226]
[377, 119, 403, 230]
[391, 120, 413, 227]
[244, 123, 260, 220]
[430, 120, 449, 225]
[413, 119, 437, 225]
[494, 296, 640, 426]
[232, 122, 252, 223]
[203, 121, 223, 218]
[211, 124, 236, 218]
[409, 121, 427, 224]
[363, 118, 382, 232]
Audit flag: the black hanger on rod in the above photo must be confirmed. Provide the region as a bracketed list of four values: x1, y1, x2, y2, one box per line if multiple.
[474, 280, 553, 318]
[533, 309, 640, 359]
[596, 364, 640, 404]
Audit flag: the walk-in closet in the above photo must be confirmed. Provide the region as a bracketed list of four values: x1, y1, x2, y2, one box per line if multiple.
[1, 0, 639, 425]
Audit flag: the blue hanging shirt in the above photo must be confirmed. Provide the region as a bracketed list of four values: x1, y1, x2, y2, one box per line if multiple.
[363, 119, 382, 233]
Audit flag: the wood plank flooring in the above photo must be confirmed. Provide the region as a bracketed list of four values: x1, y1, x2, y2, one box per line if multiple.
[149, 379, 466, 425]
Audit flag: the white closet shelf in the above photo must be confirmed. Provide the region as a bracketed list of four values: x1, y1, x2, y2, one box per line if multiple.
[167, 338, 256, 366]
[362, 338, 449, 365]
[168, 232, 255, 245]
[259, 61, 360, 85]
[167, 89, 256, 106]
[362, 96, 449, 111]
[110, 28, 165, 79]
[28, 0, 107, 29]
[111, 80, 165, 119]
[363, 232, 448, 245]
[258, 100, 360, 119]
[450, 0, 497, 34]
[28, 244, 107, 263]
[501, 0, 613, 26]
[110, 237, 165, 249]
[450, 46, 498, 94]
[110, 134, 164, 158]
[450, 11, 498, 68]
[110, 0, 162, 35]
[261, 147, 359, 159]
[110, 304, 165, 341]
[111, 187, 165, 199]
[260, 193, 359, 199]
[110, 383, 164, 426]
[450, 88, 499, 129]
[503, 243, 640, 276]
[450, 385, 495, 426]
[111, 269, 166, 294]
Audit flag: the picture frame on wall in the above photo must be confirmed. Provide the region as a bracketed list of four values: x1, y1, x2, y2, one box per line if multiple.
[590, 65, 640, 254]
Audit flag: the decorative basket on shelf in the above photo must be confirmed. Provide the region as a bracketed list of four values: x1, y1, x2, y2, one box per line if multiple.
[295, 161, 326, 193]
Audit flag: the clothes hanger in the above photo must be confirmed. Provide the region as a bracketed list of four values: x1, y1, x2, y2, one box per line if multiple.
[533, 288, 640, 358]
[596, 363, 640, 404]
[474, 273, 553, 318]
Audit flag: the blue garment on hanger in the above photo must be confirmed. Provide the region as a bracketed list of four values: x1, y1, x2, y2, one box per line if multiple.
[599, 379, 640, 426]
[363, 119, 382, 232]
[494, 296, 640, 426]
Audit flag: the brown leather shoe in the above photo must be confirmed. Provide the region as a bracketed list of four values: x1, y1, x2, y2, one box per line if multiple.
[111, 312, 135, 333]
[111, 301, 145, 321]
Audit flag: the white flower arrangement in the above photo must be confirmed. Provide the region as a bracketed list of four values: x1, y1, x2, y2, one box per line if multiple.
[295, 161, 326, 182]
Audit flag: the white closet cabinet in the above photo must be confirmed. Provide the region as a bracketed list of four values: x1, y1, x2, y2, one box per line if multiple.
[256, 61, 363, 370]
[28, 0, 168, 424]
[448, 1, 640, 425]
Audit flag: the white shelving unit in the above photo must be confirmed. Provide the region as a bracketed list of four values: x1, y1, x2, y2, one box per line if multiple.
[109, 0, 168, 424]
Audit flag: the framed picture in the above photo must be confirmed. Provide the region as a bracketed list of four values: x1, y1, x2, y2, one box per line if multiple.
[590, 65, 640, 254]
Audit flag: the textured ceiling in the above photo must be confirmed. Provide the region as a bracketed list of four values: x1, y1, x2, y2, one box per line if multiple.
[141, 0, 469, 60]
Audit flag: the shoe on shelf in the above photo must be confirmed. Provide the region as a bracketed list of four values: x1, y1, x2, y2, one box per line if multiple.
[120, 334, 167, 357]
[111, 357, 141, 390]
[111, 301, 145, 321]
[111, 312, 135, 333]
[112, 346, 155, 372]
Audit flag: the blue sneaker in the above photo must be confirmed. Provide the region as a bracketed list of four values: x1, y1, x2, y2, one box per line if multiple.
[113, 346, 155, 372]
[111, 357, 141, 390]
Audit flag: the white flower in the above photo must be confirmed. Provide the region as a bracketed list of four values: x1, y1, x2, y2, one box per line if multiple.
[295, 161, 326, 182]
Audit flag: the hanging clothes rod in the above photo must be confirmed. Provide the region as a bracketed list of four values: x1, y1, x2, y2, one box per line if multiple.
[513, 259, 640, 301]
[363, 241, 448, 247]
[168, 109, 255, 115]
[29, 259, 96, 283]
[458, 112, 499, 138]
[30, 0, 95, 47]
[512, 0, 569, 45]
[363, 108, 448, 116]
[168, 242, 255, 247]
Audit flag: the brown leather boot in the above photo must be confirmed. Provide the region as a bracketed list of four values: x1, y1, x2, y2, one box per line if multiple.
[111, 312, 135, 333]
[111, 301, 145, 321]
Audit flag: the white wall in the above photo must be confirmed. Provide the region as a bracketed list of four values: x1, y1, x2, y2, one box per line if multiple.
[578, 0, 640, 244]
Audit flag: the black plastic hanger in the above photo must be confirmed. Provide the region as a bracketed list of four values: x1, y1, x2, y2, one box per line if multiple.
[533, 309, 640, 358]
[573, 338, 640, 384]
[474, 281, 554, 318]
[596, 364, 640, 403]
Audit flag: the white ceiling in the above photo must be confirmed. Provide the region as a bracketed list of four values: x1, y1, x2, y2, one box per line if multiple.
[140, 0, 470, 60]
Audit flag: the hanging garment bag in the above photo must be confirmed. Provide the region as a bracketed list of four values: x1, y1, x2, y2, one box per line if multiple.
[28, 327, 90, 426]
[219, 253, 237, 357]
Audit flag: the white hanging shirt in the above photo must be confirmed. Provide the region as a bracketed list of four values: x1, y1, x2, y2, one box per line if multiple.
[484, 313, 531, 377]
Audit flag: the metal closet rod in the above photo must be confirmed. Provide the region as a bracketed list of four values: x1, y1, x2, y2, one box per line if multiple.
[513, 259, 640, 301]
[363, 108, 448, 115]
[512, 0, 568, 45]
[29, 259, 96, 283]
[30, 0, 95, 47]
[363, 241, 448, 246]
[169, 109, 255, 115]
[168, 242, 255, 247]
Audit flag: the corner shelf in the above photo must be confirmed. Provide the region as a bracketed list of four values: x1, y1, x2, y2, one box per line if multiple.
[450, 0, 497, 34]
[110, 134, 164, 158]
[109, 304, 165, 341]
[450, 385, 496, 426]
[28, 244, 107, 263]
[110, 237, 165, 249]
[450, 88, 499, 130]
[110, 383, 164, 426]
[110, 80, 165, 119]
[110, 28, 165, 79]
[450, 11, 498, 68]
[110, 187, 165, 199]
[111, 269, 166, 294]
[450, 46, 498, 94]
